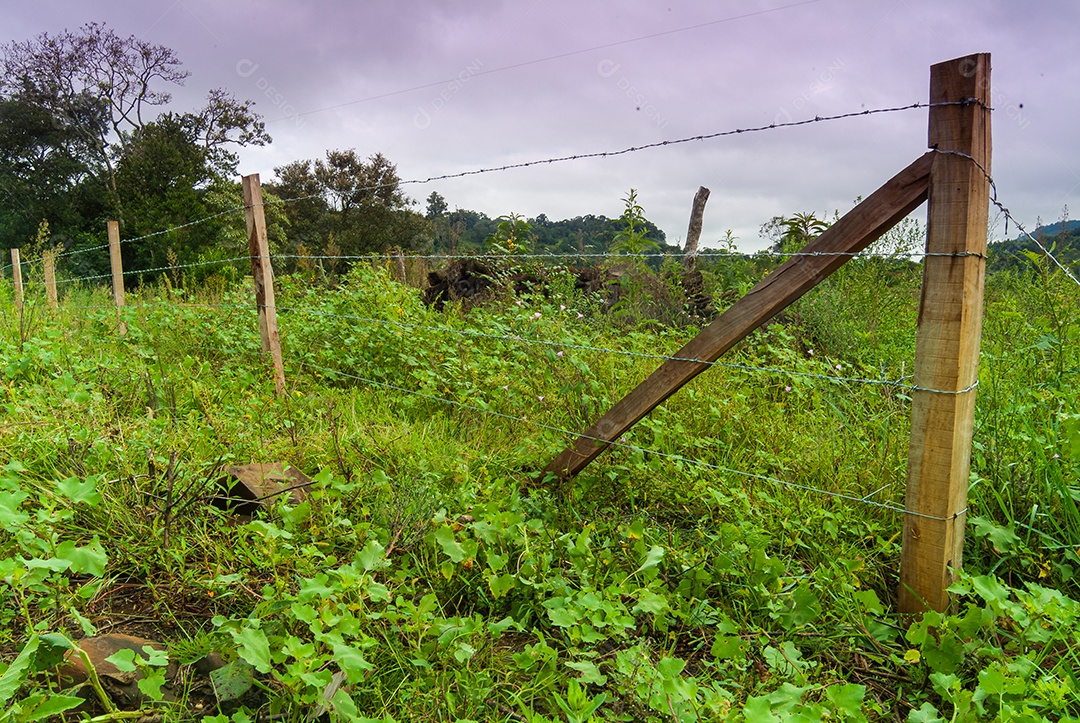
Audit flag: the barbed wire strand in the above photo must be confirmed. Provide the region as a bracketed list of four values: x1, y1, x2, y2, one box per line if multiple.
[932, 148, 1080, 286]
[287, 353, 963, 522]
[274, 248, 984, 263]
[175, 338, 955, 522]
[274, 304, 933, 391]
[4, 99, 978, 273]
[32, 256, 252, 287]
[53, 294, 918, 392]
[264, 100, 979, 211]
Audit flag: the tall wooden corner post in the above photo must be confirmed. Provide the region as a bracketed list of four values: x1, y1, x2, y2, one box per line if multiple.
[900, 53, 992, 613]
[242, 173, 287, 397]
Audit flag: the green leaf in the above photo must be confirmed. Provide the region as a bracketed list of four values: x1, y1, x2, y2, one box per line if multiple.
[209, 659, 255, 703]
[488, 616, 515, 636]
[853, 589, 884, 616]
[330, 688, 361, 722]
[14, 693, 84, 722]
[137, 667, 167, 700]
[907, 702, 945, 723]
[140, 645, 169, 667]
[631, 588, 668, 614]
[711, 634, 747, 660]
[969, 574, 1011, 606]
[923, 632, 965, 674]
[977, 664, 1006, 696]
[743, 695, 780, 723]
[434, 526, 467, 563]
[0, 489, 29, 529]
[565, 660, 607, 685]
[105, 648, 137, 672]
[57, 476, 102, 507]
[30, 636, 71, 675]
[233, 626, 272, 674]
[627, 545, 665, 579]
[824, 683, 866, 717]
[778, 584, 822, 630]
[0, 635, 38, 705]
[55, 538, 108, 576]
[970, 516, 1020, 554]
[366, 581, 390, 602]
[23, 557, 70, 572]
[357, 539, 386, 571]
[487, 573, 515, 599]
[333, 643, 373, 684]
[657, 657, 686, 680]
[546, 602, 579, 628]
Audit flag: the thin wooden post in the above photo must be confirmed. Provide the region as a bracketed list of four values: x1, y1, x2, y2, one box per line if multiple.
[392, 246, 407, 284]
[107, 221, 127, 335]
[683, 186, 711, 271]
[43, 249, 59, 312]
[11, 248, 23, 314]
[242, 173, 286, 397]
[900, 53, 992, 614]
[543, 152, 934, 481]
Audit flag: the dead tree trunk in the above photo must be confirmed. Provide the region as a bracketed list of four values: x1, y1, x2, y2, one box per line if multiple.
[682, 186, 710, 271]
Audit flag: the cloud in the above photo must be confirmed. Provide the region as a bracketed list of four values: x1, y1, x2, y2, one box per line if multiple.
[3, 0, 1078, 249]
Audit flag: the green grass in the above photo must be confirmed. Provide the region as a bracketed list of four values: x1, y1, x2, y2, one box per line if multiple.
[0, 257, 1078, 722]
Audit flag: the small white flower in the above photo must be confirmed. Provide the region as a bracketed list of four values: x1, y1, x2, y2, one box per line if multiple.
[785, 385, 792, 392]
[577, 312, 584, 319]
[560, 304, 566, 311]
[556, 351, 564, 358]
[538, 395, 545, 401]
[533, 312, 542, 320]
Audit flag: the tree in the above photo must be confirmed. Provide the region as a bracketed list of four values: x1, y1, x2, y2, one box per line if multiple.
[112, 116, 214, 268]
[425, 191, 448, 220]
[270, 149, 426, 260]
[1, 23, 269, 221]
[266, 159, 329, 254]
[0, 98, 91, 247]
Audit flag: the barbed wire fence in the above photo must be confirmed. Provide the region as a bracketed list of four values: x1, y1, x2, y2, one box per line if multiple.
[1, 98, 1076, 535]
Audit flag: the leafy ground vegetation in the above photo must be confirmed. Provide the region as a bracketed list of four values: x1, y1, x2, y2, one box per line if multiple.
[0, 251, 1078, 722]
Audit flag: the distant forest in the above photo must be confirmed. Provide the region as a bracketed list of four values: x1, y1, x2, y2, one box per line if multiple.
[424, 192, 674, 258]
[987, 219, 1080, 274]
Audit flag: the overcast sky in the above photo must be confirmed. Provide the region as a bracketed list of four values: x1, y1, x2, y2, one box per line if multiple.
[4, 0, 1077, 251]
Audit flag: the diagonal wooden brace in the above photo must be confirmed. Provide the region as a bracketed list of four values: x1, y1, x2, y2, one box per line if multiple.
[542, 151, 934, 482]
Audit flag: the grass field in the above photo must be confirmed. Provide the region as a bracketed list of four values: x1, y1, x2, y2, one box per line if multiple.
[1, 254, 1078, 722]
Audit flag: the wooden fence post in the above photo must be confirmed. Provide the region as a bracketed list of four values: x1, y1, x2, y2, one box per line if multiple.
[900, 53, 992, 613]
[43, 249, 59, 312]
[11, 248, 23, 314]
[10, 248, 24, 313]
[391, 246, 407, 284]
[242, 173, 286, 397]
[107, 221, 127, 335]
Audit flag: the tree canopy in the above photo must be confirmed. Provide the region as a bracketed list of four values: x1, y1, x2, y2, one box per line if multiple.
[0, 22, 270, 280]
